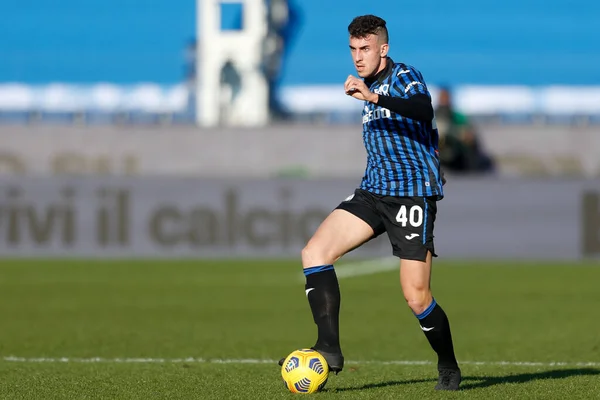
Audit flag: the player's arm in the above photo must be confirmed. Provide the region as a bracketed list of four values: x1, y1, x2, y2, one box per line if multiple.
[344, 71, 434, 121]
[370, 94, 433, 122]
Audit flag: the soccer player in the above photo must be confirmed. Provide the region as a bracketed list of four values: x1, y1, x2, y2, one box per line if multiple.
[279, 15, 461, 391]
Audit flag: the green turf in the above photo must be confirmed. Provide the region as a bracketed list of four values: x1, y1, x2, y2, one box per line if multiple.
[0, 259, 599, 399]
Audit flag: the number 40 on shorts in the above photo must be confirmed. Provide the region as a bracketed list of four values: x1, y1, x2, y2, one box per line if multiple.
[395, 205, 423, 227]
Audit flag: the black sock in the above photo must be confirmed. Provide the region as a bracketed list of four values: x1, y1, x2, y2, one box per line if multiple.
[415, 298, 458, 370]
[304, 265, 341, 353]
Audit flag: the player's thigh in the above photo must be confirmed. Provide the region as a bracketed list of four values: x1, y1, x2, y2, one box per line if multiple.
[302, 209, 374, 267]
[302, 190, 384, 267]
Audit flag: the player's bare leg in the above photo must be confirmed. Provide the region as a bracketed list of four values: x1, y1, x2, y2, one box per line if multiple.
[302, 209, 374, 267]
[279, 209, 374, 373]
[400, 252, 461, 390]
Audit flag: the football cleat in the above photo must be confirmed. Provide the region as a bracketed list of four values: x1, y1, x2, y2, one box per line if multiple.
[278, 347, 344, 374]
[435, 367, 461, 391]
[311, 347, 344, 373]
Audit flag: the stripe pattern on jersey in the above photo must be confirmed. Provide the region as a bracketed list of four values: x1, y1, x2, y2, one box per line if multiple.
[360, 59, 443, 199]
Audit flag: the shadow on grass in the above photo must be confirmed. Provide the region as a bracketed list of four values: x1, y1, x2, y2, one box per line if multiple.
[329, 378, 435, 392]
[332, 368, 600, 392]
[460, 368, 600, 390]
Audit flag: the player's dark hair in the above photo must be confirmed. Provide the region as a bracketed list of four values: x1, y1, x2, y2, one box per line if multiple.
[348, 15, 388, 43]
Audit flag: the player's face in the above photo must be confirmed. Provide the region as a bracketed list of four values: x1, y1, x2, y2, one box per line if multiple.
[349, 34, 387, 78]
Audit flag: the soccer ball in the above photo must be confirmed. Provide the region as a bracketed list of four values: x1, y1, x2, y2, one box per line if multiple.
[281, 348, 329, 394]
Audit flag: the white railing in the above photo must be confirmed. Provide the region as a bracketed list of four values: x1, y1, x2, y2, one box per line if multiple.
[0, 83, 190, 114]
[0, 83, 599, 119]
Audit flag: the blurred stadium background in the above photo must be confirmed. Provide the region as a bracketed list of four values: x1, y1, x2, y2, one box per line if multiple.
[1, 0, 598, 259]
[0, 1, 600, 398]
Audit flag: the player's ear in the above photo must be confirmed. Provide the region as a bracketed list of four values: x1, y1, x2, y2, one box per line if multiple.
[380, 43, 389, 58]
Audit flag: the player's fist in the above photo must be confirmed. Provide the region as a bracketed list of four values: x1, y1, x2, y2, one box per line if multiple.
[344, 75, 376, 102]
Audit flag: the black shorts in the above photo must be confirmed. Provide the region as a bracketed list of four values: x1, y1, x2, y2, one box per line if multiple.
[335, 188, 437, 261]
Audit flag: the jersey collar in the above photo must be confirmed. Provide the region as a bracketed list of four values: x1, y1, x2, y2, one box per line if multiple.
[365, 57, 394, 87]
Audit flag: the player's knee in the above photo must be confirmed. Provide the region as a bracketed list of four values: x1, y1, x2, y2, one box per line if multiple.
[301, 242, 338, 268]
[404, 291, 433, 315]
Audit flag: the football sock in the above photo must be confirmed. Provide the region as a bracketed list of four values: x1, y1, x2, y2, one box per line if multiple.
[304, 265, 341, 353]
[415, 298, 459, 369]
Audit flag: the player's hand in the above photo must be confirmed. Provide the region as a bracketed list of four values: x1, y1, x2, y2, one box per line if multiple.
[344, 75, 376, 102]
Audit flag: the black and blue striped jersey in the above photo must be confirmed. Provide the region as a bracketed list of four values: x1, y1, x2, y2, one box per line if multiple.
[360, 58, 444, 200]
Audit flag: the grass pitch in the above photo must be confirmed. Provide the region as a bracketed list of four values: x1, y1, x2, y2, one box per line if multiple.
[0, 259, 599, 399]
